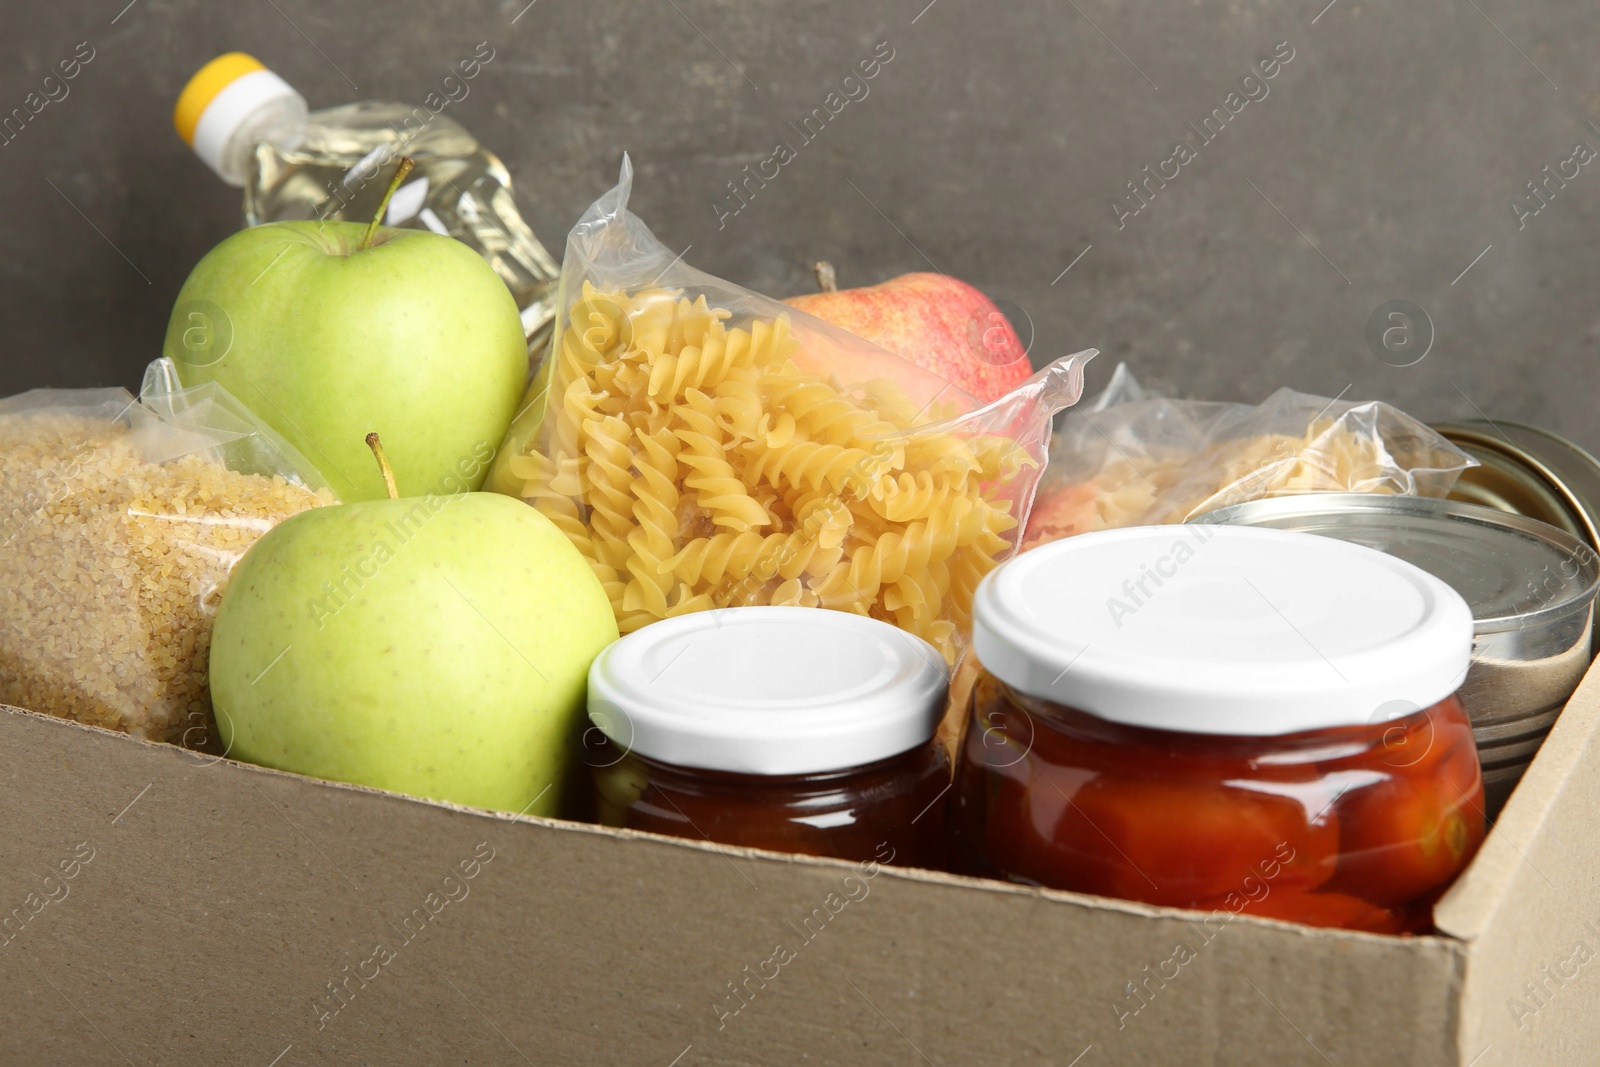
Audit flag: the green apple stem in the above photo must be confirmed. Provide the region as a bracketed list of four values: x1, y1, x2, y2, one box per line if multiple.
[812, 260, 838, 292]
[365, 432, 400, 500]
[359, 157, 416, 252]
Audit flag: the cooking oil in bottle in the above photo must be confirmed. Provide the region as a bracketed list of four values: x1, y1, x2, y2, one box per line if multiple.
[173, 53, 558, 352]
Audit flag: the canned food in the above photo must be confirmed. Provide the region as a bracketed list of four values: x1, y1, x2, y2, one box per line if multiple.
[1190, 493, 1600, 817]
[1433, 420, 1600, 552]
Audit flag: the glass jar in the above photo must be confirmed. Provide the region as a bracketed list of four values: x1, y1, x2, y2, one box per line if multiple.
[950, 524, 1486, 933]
[592, 742, 949, 865]
[585, 606, 950, 867]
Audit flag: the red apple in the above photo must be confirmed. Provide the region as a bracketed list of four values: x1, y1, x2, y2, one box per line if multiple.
[784, 265, 1032, 404]
[1021, 478, 1102, 550]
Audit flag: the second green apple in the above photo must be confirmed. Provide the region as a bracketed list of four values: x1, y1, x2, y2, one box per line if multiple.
[210, 472, 618, 815]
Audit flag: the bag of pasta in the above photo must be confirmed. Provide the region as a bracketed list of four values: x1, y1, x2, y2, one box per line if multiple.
[0, 375, 334, 746]
[1022, 363, 1475, 548]
[489, 157, 1094, 663]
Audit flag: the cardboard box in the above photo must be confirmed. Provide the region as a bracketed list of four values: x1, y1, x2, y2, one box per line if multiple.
[2, 659, 1597, 1067]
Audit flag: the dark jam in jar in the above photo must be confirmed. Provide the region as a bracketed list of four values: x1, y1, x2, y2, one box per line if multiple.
[592, 740, 949, 866]
[956, 525, 1485, 933]
[585, 606, 950, 867]
[951, 671, 1485, 932]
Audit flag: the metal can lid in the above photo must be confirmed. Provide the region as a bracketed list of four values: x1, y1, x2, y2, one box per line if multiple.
[1191, 493, 1600, 632]
[1434, 420, 1600, 551]
[586, 607, 948, 776]
[973, 525, 1473, 737]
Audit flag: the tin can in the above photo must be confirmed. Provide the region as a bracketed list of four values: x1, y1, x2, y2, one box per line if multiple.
[1432, 420, 1600, 551]
[1190, 493, 1600, 819]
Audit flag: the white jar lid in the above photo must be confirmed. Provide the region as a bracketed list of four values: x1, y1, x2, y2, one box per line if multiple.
[587, 607, 949, 775]
[972, 525, 1473, 736]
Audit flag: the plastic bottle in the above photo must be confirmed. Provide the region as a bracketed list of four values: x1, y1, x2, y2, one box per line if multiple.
[173, 52, 558, 351]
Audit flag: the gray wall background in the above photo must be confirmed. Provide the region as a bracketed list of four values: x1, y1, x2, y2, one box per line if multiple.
[3, 0, 1597, 447]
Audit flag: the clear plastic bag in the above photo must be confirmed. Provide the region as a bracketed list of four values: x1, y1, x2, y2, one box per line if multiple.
[0, 372, 335, 746]
[489, 156, 1094, 663]
[1023, 363, 1476, 548]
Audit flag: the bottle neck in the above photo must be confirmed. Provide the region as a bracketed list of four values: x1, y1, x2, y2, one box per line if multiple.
[207, 90, 307, 187]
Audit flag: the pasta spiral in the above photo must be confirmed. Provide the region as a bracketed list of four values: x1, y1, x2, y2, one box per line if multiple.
[498, 281, 1033, 660]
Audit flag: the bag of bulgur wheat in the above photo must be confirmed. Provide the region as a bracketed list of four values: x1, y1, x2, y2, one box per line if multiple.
[0, 370, 334, 747]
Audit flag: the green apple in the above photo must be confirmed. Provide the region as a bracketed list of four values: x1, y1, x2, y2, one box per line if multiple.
[163, 166, 526, 501]
[209, 451, 617, 814]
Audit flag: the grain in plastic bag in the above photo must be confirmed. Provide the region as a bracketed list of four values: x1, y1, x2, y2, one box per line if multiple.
[489, 156, 1094, 663]
[0, 371, 334, 746]
[1023, 363, 1475, 548]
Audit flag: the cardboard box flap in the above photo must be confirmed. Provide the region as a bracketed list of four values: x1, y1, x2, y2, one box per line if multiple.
[1428, 660, 1600, 1063]
[1433, 657, 1600, 942]
[0, 701, 1472, 1066]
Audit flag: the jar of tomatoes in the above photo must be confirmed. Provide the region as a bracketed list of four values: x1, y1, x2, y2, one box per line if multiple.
[949, 525, 1486, 933]
[585, 607, 950, 867]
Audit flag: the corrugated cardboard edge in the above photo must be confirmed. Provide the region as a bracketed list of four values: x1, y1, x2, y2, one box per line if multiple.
[1433, 651, 1600, 1064]
[0, 703, 1484, 941]
[1, 700, 1475, 1065]
[29, 650, 1600, 1065]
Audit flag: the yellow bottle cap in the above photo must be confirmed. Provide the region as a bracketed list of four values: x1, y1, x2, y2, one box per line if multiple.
[173, 52, 266, 146]
[172, 52, 305, 185]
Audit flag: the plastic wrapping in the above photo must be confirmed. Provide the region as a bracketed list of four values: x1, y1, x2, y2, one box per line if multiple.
[0, 375, 334, 746]
[490, 157, 1094, 662]
[1023, 364, 1476, 548]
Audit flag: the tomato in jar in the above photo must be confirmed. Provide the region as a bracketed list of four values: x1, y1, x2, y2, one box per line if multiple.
[953, 525, 1483, 933]
[952, 672, 1484, 930]
[1324, 696, 1487, 906]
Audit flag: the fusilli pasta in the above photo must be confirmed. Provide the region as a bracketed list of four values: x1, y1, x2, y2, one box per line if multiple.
[501, 282, 1033, 662]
